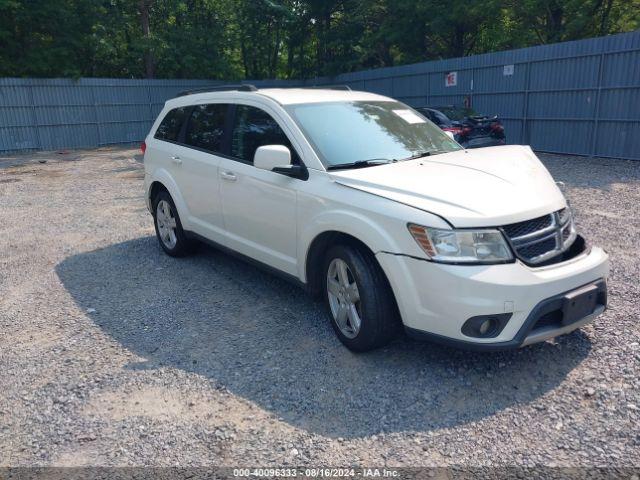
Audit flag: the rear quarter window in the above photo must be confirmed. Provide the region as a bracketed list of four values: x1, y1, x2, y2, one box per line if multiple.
[154, 107, 188, 142]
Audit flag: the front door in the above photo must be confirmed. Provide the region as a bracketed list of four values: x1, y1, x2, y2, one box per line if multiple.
[218, 104, 300, 276]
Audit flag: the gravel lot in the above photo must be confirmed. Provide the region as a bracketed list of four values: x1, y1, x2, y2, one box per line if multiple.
[0, 147, 638, 469]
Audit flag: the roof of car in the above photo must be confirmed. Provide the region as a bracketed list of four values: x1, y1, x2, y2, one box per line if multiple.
[256, 88, 392, 105]
[168, 86, 394, 107]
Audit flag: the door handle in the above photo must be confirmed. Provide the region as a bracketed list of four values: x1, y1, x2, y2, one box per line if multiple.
[171, 156, 182, 165]
[220, 171, 237, 181]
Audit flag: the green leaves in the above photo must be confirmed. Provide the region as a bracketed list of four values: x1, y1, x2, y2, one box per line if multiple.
[0, 0, 637, 78]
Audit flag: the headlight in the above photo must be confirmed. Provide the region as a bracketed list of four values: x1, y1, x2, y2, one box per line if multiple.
[408, 224, 513, 264]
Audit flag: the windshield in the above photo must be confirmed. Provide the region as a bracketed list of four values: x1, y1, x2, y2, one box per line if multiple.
[285, 101, 462, 168]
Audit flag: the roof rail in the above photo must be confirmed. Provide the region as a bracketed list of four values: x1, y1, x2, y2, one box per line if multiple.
[177, 84, 257, 97]
[307, 85, 352, 91]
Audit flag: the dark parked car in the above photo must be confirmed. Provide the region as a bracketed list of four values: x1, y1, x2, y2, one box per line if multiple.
[416, 106, 506, 149]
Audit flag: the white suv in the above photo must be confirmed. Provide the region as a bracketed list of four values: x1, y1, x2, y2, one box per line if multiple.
[143, 85, 609, 352]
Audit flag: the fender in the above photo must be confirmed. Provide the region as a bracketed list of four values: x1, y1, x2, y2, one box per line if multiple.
[147, 167, 192, 231]
[298, 209, 407, 283]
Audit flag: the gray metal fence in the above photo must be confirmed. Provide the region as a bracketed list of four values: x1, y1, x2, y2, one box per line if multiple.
[0, 78, 300, 153]
[1, 31, 639, 159]
[309, 30, 640, 160]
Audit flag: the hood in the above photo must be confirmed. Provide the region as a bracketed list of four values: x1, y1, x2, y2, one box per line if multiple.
[330, 145, 566, 228]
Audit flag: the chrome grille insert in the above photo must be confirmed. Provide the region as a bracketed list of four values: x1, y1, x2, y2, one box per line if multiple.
[503, 208, 576, 265]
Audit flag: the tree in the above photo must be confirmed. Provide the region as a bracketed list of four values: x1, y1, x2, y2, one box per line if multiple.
[0, 0, 97, 77]
[234, 0, 293, 79]
[508, 0, 639, 44]
[139, 0, 155, 78]
[0, 0, 637, 78]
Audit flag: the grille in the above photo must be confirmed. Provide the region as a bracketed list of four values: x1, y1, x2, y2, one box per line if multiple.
[518, 236, 556, 259]
[558, 207, 570, 224]
[503, 209, 576, 265]
[502, 214, 552, 238]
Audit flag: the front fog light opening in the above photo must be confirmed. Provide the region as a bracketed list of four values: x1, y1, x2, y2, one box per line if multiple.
[461, 313, 512, 339]
[479, 318, 492, 335]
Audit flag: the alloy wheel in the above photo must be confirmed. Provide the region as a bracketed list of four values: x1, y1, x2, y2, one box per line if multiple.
[156, 199, 178, 249]
[326, 258, 362, 338]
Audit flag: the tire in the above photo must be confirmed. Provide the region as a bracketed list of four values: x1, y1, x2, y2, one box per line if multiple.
[323, 244, 399, 352]
[152, 190, 193, 257]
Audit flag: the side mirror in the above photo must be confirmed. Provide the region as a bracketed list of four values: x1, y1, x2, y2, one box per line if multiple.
[254, 145, 291, 171]
[254, 144, 308, 180]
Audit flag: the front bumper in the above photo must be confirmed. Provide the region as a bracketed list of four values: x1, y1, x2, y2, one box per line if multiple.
[376, 246, 609, 350]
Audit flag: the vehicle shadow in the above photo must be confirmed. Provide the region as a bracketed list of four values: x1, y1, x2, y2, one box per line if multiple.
[56, 236, 592, 439]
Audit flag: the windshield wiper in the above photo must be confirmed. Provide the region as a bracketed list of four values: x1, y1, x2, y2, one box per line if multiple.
[326, 158, 395, 171]
[400, 150, 448, 161]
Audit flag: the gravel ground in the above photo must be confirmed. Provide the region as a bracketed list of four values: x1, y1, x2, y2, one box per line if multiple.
[0, 147, 638, 469]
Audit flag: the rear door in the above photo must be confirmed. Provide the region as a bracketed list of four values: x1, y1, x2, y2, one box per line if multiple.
[150, 106, 189, 182]
[171, 103, 229, 244]
[218, 104, 300, 275]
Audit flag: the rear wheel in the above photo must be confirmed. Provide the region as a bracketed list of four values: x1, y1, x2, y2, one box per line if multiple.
[152, 190, 192, 257]
[323, 244, 399, 351]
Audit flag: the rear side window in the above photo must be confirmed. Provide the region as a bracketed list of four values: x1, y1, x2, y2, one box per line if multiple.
[154, 107, 187, 142]
[230, 105, 299, 164]
[184, 104, 227, 153]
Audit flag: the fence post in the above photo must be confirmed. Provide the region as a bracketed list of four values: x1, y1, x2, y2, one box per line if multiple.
[469, 67, 475, 108]
[590, 52, 605, 158]
[90, 81, 102, 146]
[147, 83, 154, 127]
[522, 60, 531, 146]
[27, 82, 42, 150]
[425, 72, 430, 106]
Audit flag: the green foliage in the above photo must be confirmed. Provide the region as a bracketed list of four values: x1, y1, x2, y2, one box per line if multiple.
[0, 0, 638, 78]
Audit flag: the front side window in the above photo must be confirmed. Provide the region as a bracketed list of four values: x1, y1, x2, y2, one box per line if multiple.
[184, 104, 227, 153]
[286, 101, 462, 168]
[231, 105, 299, 164]
[154, 107, 187, 142]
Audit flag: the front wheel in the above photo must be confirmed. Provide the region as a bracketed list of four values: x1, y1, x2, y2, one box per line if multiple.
[323, 245, 399, 351]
